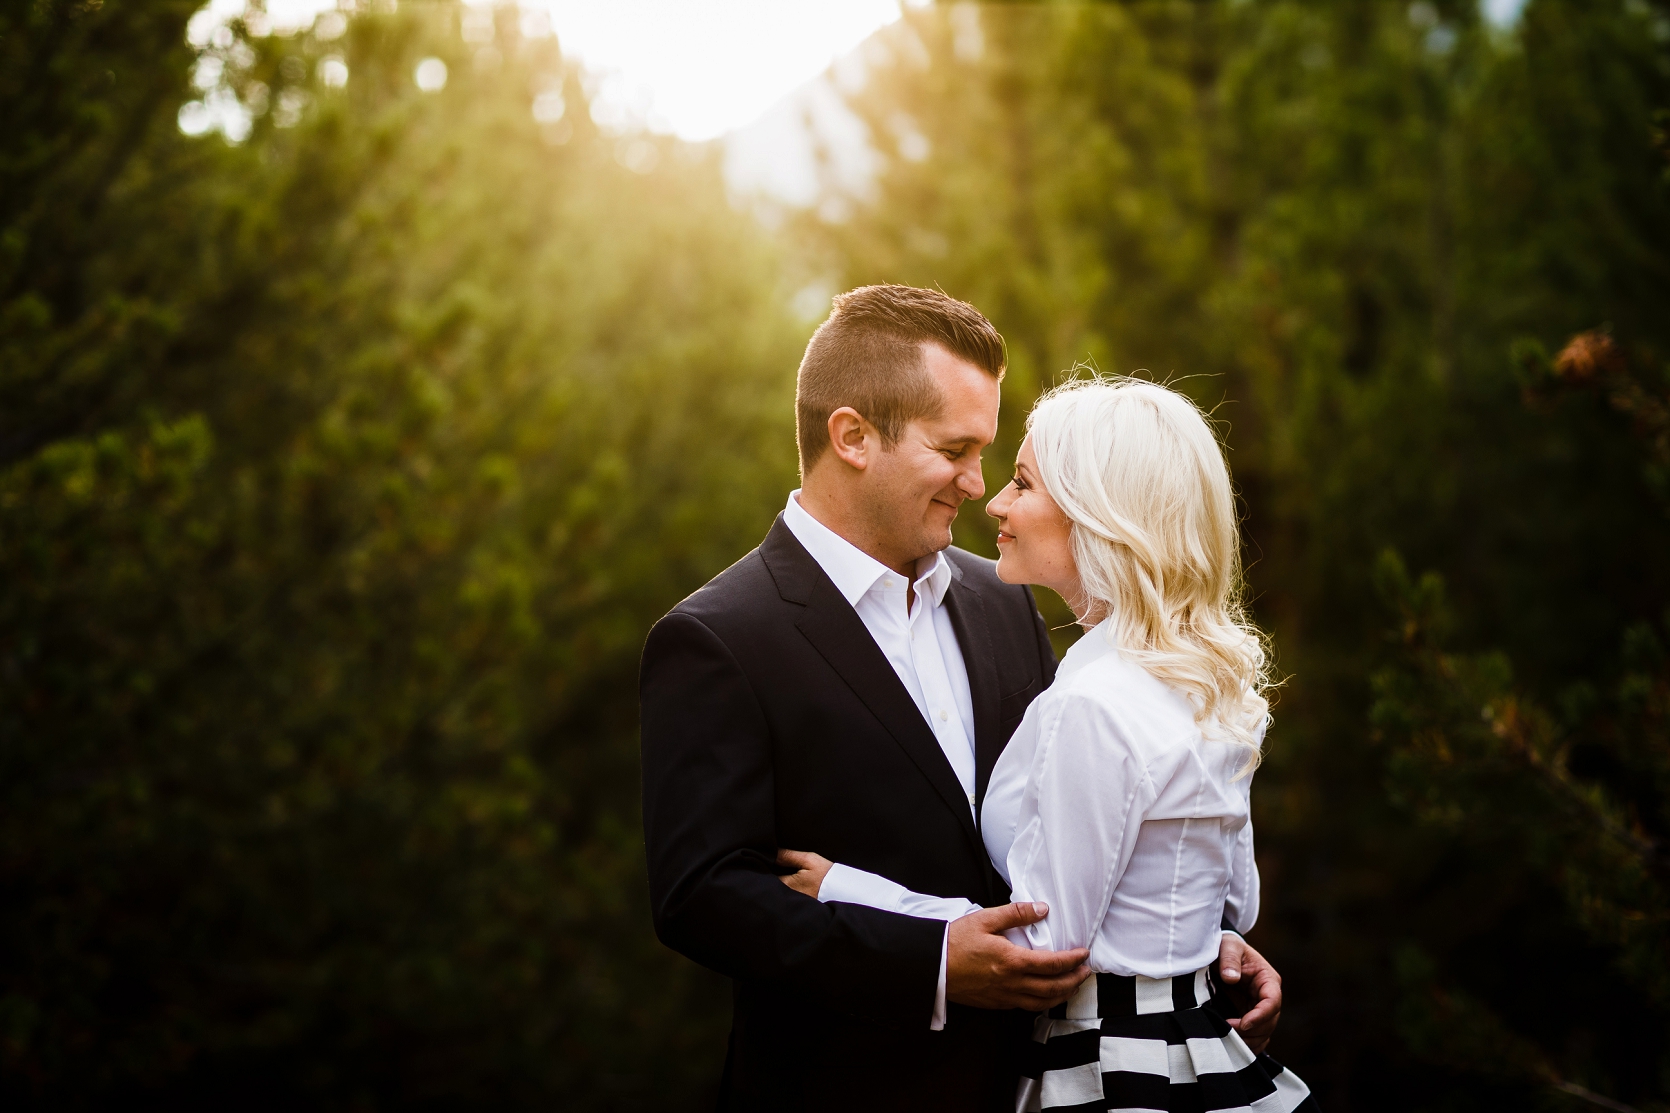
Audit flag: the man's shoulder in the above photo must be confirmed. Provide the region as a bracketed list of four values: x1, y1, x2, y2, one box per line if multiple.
[945, 545, 1030, 610]
[945, 544, 1000, 583]
[644, 536, 808, 675]
[665, 546, 778, 628]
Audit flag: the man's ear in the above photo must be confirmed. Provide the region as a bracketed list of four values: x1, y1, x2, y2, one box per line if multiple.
[826, 407, 872, 471]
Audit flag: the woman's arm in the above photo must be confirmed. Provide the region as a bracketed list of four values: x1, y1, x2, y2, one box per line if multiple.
[1223, 814, 1261, 933]
[776, 850, 985, 921]
[1004, 692, 1158, 953]
[1224, 722, 1264, 934]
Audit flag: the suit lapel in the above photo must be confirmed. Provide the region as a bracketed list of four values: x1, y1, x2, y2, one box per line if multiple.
[942, 564, 1004, 806]
[761, 519, 983, 854]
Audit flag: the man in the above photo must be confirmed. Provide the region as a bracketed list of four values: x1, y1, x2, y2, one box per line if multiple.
[640, 286, 1280, 1111]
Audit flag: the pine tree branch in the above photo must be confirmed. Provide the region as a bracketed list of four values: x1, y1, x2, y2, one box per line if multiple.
[1554, 1078, 1642, 1113]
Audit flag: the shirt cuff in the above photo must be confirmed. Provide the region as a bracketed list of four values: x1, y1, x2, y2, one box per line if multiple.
[820, 865, 950, 1031]
[818, 862, 910, 910]
[931, 922, 949, 1031]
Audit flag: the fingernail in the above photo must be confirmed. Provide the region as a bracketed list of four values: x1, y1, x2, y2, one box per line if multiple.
[1032, 902, 1048, 917]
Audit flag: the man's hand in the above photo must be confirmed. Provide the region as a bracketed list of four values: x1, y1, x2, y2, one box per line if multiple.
[946, 902, 1091, 1011]
[1218, 933, 1281, 1053]
[775, 849, 833, 899]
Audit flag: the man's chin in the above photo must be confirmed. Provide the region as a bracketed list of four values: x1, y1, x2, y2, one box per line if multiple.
[904, 527, 955, 565]
[928, 505, 959, 546]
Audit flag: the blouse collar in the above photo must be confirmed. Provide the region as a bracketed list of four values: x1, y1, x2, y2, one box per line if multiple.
[1057, 616, 1118, 680]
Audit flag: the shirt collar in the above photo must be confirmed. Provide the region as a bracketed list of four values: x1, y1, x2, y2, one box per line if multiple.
[1057, 616, 1118, 679]
[783, 490, 953, 609]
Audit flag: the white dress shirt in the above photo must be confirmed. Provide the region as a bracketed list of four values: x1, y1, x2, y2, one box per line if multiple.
[781, 490, 976, 1030]
[824, 617, 1262, 982]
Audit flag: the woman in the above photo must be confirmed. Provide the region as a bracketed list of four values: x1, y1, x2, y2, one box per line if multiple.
[778, 377, 1316, 1112]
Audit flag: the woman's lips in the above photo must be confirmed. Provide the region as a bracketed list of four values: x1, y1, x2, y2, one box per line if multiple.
[995, 530, 1015, 543]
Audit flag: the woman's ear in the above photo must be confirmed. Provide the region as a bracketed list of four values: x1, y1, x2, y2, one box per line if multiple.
[826, 407, 872, 470]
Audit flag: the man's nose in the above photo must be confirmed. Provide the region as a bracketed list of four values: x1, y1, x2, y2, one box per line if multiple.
[958, 457, 986, 500]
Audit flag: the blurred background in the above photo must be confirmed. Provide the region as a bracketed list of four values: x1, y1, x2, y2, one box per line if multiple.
[2, 0, 1668, 1108]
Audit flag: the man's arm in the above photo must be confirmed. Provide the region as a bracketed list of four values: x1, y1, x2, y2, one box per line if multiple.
[776, 850, 1093, 1014]
[1218, 933, 1282, 1054]
[640, 611, 945, 1025]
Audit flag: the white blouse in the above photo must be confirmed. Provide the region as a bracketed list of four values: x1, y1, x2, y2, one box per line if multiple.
[818, 617, 1261, 978]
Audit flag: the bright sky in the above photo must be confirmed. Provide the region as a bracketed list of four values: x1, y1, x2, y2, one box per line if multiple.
[530, 1, 906, 140]
[247, 0, 906, 141]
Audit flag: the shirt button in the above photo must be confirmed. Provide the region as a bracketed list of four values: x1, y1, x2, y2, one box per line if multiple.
[884, 578, 894, 587]
[938, 709, 948, 722]
[967, 792, 976, 806]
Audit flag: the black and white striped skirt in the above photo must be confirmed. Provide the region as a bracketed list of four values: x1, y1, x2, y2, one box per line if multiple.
[1017, 965, 1318, 1112]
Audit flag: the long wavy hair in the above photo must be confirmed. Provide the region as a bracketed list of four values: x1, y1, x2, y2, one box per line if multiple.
[1027, 376, 1273, 763]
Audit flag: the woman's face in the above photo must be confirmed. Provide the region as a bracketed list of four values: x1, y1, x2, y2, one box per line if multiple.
[987, 436, 1081, 603]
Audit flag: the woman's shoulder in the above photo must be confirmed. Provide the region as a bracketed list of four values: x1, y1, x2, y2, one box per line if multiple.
[1044, 652, 1258, 804]
[1050, 643, 1192, 711]
[1039, 648, 1199, 763]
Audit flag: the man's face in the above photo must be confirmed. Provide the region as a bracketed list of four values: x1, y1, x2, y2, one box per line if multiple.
[863, 344, 1001, 568]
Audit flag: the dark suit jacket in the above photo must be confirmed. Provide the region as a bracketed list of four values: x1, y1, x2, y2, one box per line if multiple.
[640, 515, 1058, 1111]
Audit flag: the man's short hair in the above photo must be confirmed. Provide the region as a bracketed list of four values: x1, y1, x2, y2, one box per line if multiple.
[795, 285, 1006, 475]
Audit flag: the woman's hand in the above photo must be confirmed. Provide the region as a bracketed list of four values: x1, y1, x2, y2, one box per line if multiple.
[775, 849, 834, 899]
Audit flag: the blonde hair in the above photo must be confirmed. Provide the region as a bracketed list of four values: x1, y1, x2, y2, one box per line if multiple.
[1027, 376, 1272, 762]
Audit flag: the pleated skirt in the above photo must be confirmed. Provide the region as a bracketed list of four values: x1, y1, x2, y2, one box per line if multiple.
[1016, 964, 1318, 1113]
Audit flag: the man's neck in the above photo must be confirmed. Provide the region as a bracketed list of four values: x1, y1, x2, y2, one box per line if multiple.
[795, 486, 917, 580]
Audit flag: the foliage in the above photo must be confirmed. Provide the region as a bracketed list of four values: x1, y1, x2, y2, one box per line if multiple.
[1371, 338, 1670, 1110]
[7, 0, 1670, 1109]
[0, 1, 796, 1107]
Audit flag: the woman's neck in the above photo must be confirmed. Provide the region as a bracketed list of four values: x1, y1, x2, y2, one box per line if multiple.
[1064, 582, 1108, 630]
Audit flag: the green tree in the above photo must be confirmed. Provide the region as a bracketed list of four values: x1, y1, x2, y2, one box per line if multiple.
[1371, 331, 1670, 1108]
[1, 1, 797, 1106]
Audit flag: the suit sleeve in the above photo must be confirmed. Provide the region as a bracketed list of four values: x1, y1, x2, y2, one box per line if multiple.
[640, 610, 946, 1026]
